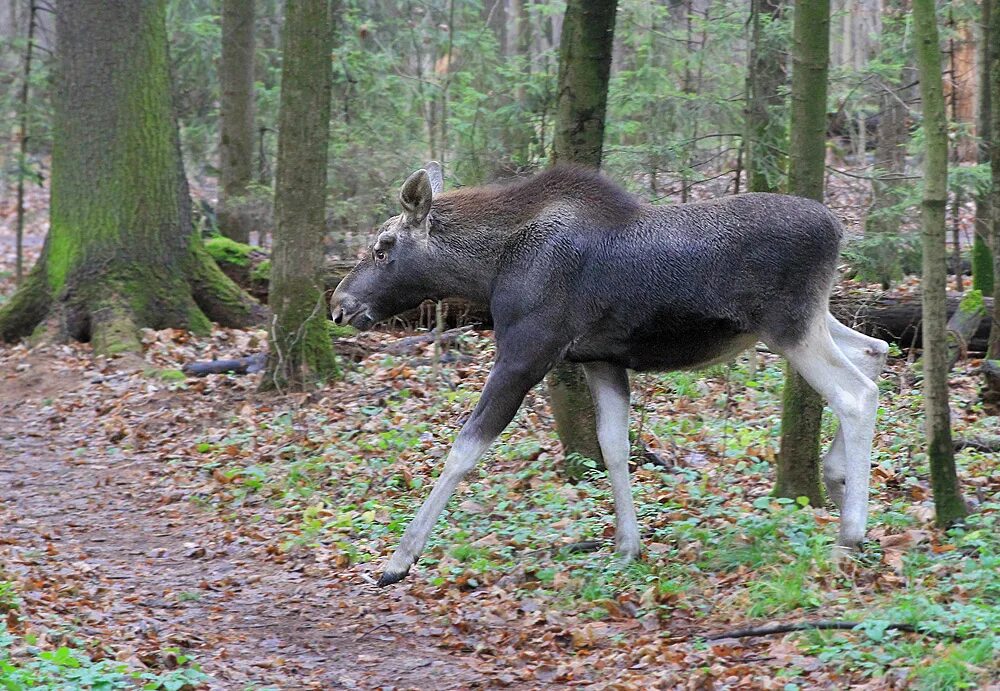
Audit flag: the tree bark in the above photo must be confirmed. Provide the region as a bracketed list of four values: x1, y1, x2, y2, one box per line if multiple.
[988, 0, 1000, 405]
[551, 0, 617, 166]
[218, 0, 256, 244]
[546, 0, 617, 475]
[0, 0, 260, 354]
[914, 0, 966, 527]
[261, 0, 339, 391]
[745, 0, 787, 194]
[973, 0, 994, 295]
[866, 0, 912, 288]
[775, 0, 829, 507]
[14, 0, 35, 284]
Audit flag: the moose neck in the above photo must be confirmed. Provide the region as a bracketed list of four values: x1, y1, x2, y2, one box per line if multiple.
[424, 194, 529, 305]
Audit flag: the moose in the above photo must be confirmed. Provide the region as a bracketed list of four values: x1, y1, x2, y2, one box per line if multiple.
[331, 163, 888, 586]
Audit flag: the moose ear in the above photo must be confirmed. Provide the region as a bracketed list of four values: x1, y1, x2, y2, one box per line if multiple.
[424, 161, 444, 196]
[399, 169, 433, 227]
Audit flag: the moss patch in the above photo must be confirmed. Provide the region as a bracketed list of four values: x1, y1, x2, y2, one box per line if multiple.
[250, 259, 271, 283]
[204, 236, 259, 268]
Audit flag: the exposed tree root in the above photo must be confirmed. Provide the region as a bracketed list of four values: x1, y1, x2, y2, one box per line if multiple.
[1, 243, 264, 356]
[0, 267, 52, 342]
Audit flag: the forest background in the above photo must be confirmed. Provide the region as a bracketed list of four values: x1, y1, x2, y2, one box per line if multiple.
[0, 0, 997, 689]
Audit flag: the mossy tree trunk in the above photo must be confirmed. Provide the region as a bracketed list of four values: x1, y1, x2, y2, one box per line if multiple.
[0, 0, 260, 355]
[973, 0, 994, 295]
[546, 0, 618, 476]
[914, 0, 966, 527]
[261, 0, 339, 391]
[218, 0, 256, 244]
[774, 0, 828, 507]
[745, 0, 787, 194]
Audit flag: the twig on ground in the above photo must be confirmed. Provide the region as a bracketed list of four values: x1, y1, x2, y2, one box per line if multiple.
[703, 620, 965, 641]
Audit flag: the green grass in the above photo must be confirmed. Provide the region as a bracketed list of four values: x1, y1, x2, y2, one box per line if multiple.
[183, 343, 999, 688]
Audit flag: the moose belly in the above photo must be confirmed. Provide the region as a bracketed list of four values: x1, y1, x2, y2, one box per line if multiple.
[565, 318, 757, 372]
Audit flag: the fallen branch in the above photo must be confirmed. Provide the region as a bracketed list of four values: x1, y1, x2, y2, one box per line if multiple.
[382, 325, 473, 354]
[703, 619, 963, 641]
[182, 352, 267, 376]
[954, 436, 1000, 453]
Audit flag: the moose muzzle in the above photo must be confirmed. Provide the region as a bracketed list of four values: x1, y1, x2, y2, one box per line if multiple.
[330, 290, 374, 330]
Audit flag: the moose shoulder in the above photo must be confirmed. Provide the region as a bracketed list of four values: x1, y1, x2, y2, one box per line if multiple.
[331, 164, 888, 587]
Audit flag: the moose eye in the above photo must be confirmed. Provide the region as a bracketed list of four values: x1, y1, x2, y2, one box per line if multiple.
[373, 248, 387, 262]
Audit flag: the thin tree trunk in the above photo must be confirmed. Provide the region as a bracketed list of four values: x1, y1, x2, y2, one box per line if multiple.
[547, 0, 617, 476]
[867, 0, 911, 288]
[0, 0, 260, 353]
[914, 0, 966, 527]
[218, 0, 256, 244]
[14, 0, 35, 285]
[987, 0, 1000, 407]
[775, 0, 829, 507]
[745, 0, 787, 194]
[973, 0, 994, 294]
[949, 6, 964, 294]
[262, 0, 339, 391]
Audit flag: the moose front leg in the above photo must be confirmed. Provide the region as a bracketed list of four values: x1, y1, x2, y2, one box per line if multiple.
[583, 362, 641, 560]
[378, 356, 553, 586]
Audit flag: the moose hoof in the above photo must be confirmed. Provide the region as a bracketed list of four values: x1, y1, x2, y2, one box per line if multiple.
[376, 569, 410, 587]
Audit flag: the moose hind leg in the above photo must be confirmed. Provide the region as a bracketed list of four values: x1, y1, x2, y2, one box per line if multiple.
[821, 314, 889, 508]
[583, 362, 641, 560]
[768, 318, 879, 551]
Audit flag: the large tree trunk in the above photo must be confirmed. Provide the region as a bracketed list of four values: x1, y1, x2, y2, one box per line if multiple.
[261, 0, 338, 391]
[546, 0, 617, 476]
[774, 0, 829, 506]
[973, 0, 994, 295]
[218, 0, 256, 244]
[914, 0, 966, 527]
[0, 0, 260, 354]
[745, 0, 787, 194]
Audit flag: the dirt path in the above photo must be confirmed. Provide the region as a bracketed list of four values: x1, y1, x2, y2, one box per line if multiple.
[0, 357, 485, 690]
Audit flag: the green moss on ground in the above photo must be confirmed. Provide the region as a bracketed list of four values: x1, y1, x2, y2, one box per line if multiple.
[204, 236, 260, 268]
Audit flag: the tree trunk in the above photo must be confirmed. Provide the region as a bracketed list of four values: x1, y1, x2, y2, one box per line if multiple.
[988, 0, 1000, 406]
[546, 0, 617, 475]
[866, 0, 912, 288]
[14, 0, 35, 285]
[973, 0, 994, 295]
[0, 0, 260, 354]
[261, 0, 339, 391]
[914, 0, 966, 527]
[774, 0, 829, 507]
[745, 0, 787, 194]
[218, 0, 256, 244]
[551, 0, 617, 166]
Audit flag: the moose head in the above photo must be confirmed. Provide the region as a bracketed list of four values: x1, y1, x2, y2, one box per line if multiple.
[330, 162, 445, 330]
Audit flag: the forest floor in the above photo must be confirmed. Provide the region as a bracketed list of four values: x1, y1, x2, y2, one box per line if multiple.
[1, 185, 998, 690]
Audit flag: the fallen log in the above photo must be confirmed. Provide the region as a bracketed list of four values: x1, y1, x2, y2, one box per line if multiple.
[945, 292, 989, 369]
[830, 290, 994, 353]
